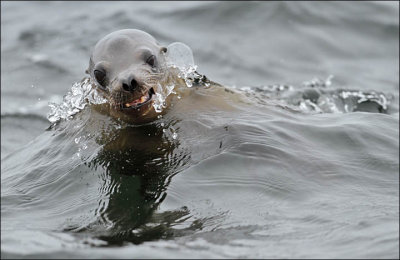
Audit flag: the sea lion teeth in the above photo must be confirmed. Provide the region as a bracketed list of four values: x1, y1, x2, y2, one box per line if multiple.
[125, 94, 149, 108]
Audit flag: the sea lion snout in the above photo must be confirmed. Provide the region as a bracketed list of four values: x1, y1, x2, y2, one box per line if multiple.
[110, 68, 151, 99]
[119, 75, 139, 93]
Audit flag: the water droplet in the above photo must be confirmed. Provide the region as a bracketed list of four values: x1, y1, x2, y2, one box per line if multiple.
[74, 137, 81, 144]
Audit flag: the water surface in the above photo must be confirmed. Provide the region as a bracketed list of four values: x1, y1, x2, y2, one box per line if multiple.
[1, 1, 399, 259]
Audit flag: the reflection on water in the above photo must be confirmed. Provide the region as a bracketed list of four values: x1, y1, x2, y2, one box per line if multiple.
[81, 122, 191, 245]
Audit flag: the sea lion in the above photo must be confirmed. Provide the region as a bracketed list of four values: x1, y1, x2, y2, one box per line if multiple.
[85, 29, 172, 124]
[85, 29, 236, 125]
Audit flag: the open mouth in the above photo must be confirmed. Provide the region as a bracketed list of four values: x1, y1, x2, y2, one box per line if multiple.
[123, 88, 155, 109]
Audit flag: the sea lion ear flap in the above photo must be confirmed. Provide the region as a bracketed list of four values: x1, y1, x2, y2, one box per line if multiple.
[161, 47, 167, 53]
[86, 57, 94, 74]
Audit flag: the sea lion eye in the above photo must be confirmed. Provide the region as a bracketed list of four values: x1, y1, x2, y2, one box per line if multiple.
[94, 69, 106, 86]
[146, 55, 156, 67]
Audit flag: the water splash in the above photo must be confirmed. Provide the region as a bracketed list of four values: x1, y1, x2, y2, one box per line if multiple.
[151, 42, 210, 114]
[152, 83, 176, 113]
[339, 90, 389, 110]
[165, 42, 195, 70]
[298, 86, 392, 114]
[240, 75, 392, 114]
[302, 75, 334, 88]
[47, 78, 107, 123]
[165, 41, 204, 88]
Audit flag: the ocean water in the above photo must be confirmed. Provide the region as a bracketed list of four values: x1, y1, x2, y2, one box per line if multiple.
[1, 1, 399, 259]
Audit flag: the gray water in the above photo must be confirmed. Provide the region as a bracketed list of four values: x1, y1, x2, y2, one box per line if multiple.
[1, 1, 399, 259]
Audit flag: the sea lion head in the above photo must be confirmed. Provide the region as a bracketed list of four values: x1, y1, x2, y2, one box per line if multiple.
[87, 29, 169, 123]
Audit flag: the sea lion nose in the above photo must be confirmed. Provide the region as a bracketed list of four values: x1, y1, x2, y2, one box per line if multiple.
[121, 77, 138, 92]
